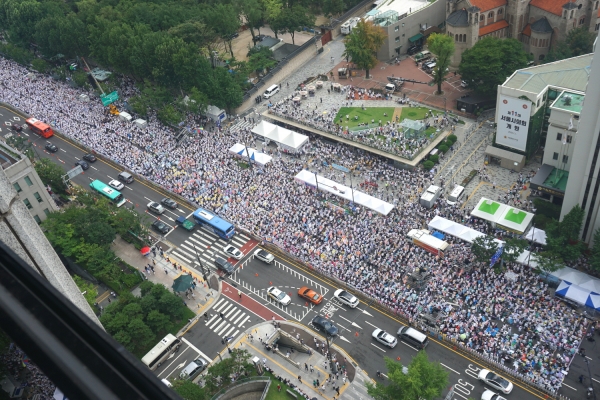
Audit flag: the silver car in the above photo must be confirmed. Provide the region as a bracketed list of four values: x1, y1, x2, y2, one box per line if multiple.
[147, 201, 165, 214]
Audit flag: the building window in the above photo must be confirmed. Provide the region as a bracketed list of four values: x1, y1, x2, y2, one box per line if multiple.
[462, 34, 466, 42]
[539, 54, 545, 60]
[595, 1, 599, 10]
[567, 135, 573, 143]
[34, 192, 43, 203]
[488, 11, 494, 19]
[13, 182, 22, 193]
[43, 208, 50, 216]
[23, 198, 32, 209]
[395, 26, 399, 32]
[33, 215, 42, 224]
[570, 10, 574, 19]
[579, 17, 585, 25]
[596, 23, 600, 31]
[498, 8, 503, 15]
[480, 14, 485, 21]
[563, 10, 567, 18]
[563, 155, 569, 163]
[553, 152, 559, 160]
[557, 133, 562, 141]
[24, 176, 33, 186]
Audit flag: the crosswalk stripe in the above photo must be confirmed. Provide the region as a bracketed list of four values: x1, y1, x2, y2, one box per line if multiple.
[216, 323, 231, 336]
[206, 313, 218, 325]
[171, 250, 192, 263]
[231, 329, 239, 338]
[213, 298, 226, 308]
[224, 306, 238, 318]
[213, 300, 228, 312]
[221, 304, 233, 314]
[229, 309, 241, 321]
[232, 313, 246, 325]
[238, 316, 250, 327]
[192, 232, 216, 243]
[210, 318, 226, 330]
[223, 325, 236, 338]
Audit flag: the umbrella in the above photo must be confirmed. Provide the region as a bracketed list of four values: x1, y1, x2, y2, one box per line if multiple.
[140, 246, 151, 256]
[172, 274, 194, 293]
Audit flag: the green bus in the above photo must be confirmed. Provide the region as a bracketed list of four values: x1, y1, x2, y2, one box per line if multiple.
[89, 180, 127, 207]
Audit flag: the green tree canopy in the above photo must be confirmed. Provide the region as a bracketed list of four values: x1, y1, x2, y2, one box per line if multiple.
[33, 157, 68, 195]
[545, 27, 596, 63]
[247, 46, 277, 75]
[173, 379, 207, 400]
[458, 37, 528, 96]
[590, 228, 600, 273]
[470, 235, 499, 264]
[545, 204, 584, 262]
[502, 238, 529, 264]
[343, 20, 387, 79]
[72, 275, 98, 308]
[366, 352, 449, 400]
[427, 33, 455, 95]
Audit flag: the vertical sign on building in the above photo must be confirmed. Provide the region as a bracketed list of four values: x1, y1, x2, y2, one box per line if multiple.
[496, 95, 532, 152]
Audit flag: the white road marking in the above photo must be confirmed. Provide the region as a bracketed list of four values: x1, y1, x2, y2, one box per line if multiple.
[594, 378, 600, 384]
[351, 322, 362, 329]
[381, 373, 388, 378]
[364, 320, 379, 329]
[339, 336, 351, 343]
[337, 315, 352, 324]
[562, 383, 577, 391]
[400, 341, 418, 351]
[370, 343, 387, 352]
[181, 337, 212, 363]
[361, 309, 373, 317]
[440, 363, 461, 375]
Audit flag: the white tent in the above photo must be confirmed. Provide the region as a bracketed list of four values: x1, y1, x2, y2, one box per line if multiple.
[228, 143, 272, 166]
[294, 169, 394, 215]
[252, 121, 309, 153]
[555, 281, 591, 305]
[551, 267, 600, 292]
[524, 228, 546, 245]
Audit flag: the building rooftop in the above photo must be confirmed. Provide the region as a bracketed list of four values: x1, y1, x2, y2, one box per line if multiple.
[0, 142, 21, 169]
[544, 168, 570, 191]
[531, 17, 553, 33]
[522, 24, 531, 36]
[551, 91, 585, 114]
[479, 20, 508, 36]
[470, 0, 506, 12]
[502, 53, 593, 94]
[372, 0, 431, 20]
[447, 10, 468, 27]
[530, 0, 572, 16]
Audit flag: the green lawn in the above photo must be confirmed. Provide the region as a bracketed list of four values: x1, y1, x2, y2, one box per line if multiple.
[399, 106, 443, 122]
[264, 372, 301, 400]
[335, 107, 395, 128]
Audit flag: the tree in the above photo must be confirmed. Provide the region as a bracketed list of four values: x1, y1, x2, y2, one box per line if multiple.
[322, 0, 345, 18]
[278, 5, 315, 45]
[343, 20, 387, 79]
[590, 228, 600, 272]
[426, 33, 454, 95]
[72, 275, 98, 308]
[34, 158, 68, 195]
[366, 352, 449, 400]
[545, 205, 584, 262]
[535, 250, 563, 273]
[247, 46, 277, 75]
[545, 27, 595, 63]
[172, 380, 207, 400]
[458, 37, 528, 96]
[203, 4, 241, 57]
[502, 238, 528, 264]
[237, 0, 264, 40]
[470, 235, 499, 264]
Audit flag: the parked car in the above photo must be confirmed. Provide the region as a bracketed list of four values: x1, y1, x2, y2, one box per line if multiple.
[311, 315, 338, 336]
[152, 220, 171, 234]
[223, 244, 243, 260]
[179, 358, 208, 381]
[147, 201, 165, 214]
[108, 179, 124, 191]
[298, 287, 323, 305]
[10, 123, 23, 132]
[481, 389, 507, 400]
[333, 289, 359, 308]
[478, 369, 513, 394]
[161, 198, 178, 209]
[372, 328, 397, 348]
[45, 143, 58, 153]
[176, 216, 195, 231]
[267, 287, 291, 306]
[83, 153, 97, 162]
[74, 160, 89, 170]
[214, 257, 235, 275]
[254, 249, 274, 264]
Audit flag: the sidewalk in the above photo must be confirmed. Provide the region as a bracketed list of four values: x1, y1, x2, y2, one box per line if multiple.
[219, 321, 374, 400]
[98, 237, 218, 319]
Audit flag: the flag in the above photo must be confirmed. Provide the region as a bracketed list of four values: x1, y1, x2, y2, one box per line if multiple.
[568, 116, 573, 130]
[490, 246, 504, 267]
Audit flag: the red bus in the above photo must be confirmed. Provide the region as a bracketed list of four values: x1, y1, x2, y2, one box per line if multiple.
[26, 118, 54, 138]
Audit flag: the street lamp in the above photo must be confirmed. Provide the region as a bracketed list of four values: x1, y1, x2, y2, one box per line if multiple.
[325, 335, 337, 373]
[313, 171, 320, 192]
[192, 243, 209, 283]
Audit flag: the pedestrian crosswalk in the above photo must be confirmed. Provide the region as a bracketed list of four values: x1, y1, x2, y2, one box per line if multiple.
[229, 118, 257, 134]
[204, 298, 252, 339]
[170, 228, 251, 273]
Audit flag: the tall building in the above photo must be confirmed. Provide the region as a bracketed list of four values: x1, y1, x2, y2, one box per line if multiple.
[1, 141, 59, 222]
[561, 36, 600, 245]
[445, 0, 600, 66]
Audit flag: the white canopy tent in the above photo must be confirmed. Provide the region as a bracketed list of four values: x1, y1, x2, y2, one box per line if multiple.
[551, 267, 600, 293]
[428, 216, 489, 243]
[228, 143, 272, 166]
[252, 121, 309, 153]
[524, 228, 547, 245]
[294, 169, 394, 215]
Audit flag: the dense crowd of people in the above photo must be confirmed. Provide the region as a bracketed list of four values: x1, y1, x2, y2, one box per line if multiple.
[0, 345, 56, 399]
[269, 89, 453, 160]
[0, 57, 587, 394]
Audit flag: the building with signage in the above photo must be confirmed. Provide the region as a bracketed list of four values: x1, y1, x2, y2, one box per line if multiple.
[560, 37, 600, 246]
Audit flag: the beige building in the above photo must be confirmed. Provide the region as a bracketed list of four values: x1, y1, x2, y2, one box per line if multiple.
[1, 141, 58, 222]
[446, 0, 600, 66]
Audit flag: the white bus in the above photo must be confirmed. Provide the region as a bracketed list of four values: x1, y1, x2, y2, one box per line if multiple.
[141, 334, 181, 370]
[341, 17, 360, 35]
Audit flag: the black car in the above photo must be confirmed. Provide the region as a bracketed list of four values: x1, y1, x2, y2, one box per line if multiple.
[151, 220, 171, 234]
[74, 160, 89, 170]
[82, 153, 97, 163]
[10, 123, 23, 132]
[45, 143, 58, 153]
[407, 45, 422, 55]
[161, 198, 178, 209]
[311, 315, 338, 336]
[253, 34, 267, 43]
[226, 32, 239, 40]
[214, 257, 235, 275]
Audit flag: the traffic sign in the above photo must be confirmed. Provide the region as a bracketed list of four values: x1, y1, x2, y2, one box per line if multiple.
[100, 91, 119, 106]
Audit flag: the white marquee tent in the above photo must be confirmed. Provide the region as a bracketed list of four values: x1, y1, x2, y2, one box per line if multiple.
[228, 143, 272, 166]
[524, 227, 547, 245]
[294, 169, 394, 215]
[251, 121, 309, 153]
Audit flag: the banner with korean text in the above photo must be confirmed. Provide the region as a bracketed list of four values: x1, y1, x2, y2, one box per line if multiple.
[496, 95, 532, 152]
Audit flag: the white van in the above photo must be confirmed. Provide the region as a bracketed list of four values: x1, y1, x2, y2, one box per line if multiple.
[446, 185, 465, 205]
[263, 84, 280, 99]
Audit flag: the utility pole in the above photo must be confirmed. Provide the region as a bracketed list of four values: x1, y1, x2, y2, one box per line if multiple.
[192, 243, 209, 283]
[325, 335, 337, 373]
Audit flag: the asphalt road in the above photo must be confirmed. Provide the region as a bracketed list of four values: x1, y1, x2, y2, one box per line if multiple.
[0, 105, 549, 400]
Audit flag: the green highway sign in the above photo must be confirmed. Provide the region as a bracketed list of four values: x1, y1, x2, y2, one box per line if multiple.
[101, 91, 119, 106]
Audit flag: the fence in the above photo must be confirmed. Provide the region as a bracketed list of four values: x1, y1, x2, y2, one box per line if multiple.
[210, 376, 271, 400]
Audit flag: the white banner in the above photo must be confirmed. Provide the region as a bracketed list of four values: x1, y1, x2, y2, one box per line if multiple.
[496, 95, 532, 152]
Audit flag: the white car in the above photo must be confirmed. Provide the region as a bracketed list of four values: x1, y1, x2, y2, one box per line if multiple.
[481, 389, 507, 400]
[223, 244, 243, 260]
[108, 179, 124, 191]
[267, 286, 291, 306]
[478, 369, 513, 394]
[333, 289, 359, 308]
[254, 249, 274, 264]
[372, 328, 397, 348]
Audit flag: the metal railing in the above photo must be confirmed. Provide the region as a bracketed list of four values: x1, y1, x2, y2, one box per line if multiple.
[210, 376, 271, 400]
